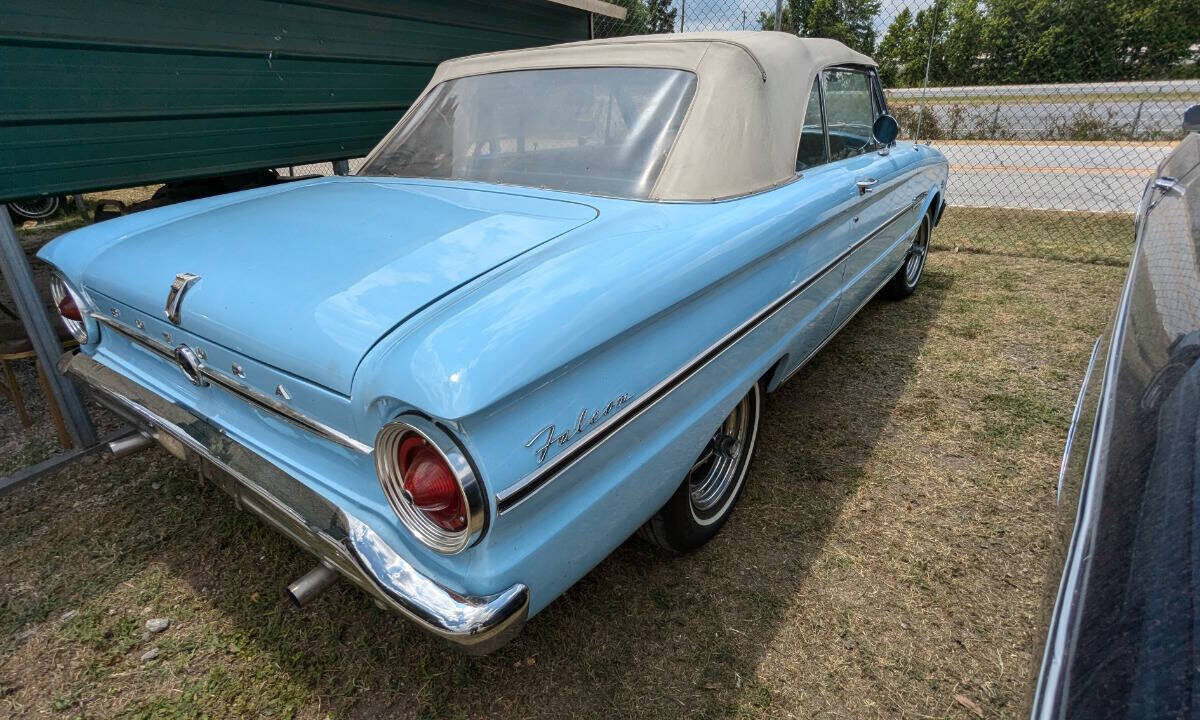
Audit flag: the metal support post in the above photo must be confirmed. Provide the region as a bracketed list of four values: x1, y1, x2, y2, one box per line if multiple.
[0, 206, 97, 448]
[332, 159, 350, 176]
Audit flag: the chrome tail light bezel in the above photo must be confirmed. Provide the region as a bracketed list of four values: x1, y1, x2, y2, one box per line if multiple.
[375, 415, 487, 554]
[49, 271, 92, 344]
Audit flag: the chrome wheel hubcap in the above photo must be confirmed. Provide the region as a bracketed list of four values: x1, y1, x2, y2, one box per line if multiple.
[10, 196, 59, 220]
[688, 394, 752, 516]
[904, 222, 929, 286]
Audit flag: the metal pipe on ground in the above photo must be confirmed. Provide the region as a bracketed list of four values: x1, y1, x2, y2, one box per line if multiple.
[285, 563, 339, 607]
[106, 431, 153, 459]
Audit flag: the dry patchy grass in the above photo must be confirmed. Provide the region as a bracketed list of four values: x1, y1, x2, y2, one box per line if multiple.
[0, 249, 1123, 719]
[936, 206, 1133, 266]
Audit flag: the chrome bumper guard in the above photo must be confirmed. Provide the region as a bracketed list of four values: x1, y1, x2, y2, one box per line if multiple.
[61, 351, 528, 654]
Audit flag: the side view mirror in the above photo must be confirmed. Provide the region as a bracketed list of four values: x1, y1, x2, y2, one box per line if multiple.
[873, 114, 899, 145]
[1184, 105, 1200, 134]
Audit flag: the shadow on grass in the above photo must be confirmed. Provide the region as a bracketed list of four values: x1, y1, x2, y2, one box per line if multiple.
[1, 268, 951, 718]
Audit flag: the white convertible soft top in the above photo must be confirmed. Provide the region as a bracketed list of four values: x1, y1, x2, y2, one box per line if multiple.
[422, 32, 876, 200]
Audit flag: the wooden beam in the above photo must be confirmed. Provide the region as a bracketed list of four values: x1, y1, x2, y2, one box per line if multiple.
[543, 0, 627, 20]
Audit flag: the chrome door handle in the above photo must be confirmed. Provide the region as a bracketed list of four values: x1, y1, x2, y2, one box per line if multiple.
[856, 178, 878, 195]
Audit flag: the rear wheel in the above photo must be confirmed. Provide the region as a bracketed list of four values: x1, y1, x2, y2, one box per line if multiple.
[639, 384, 762, 552]
[881, 214, 930, 300]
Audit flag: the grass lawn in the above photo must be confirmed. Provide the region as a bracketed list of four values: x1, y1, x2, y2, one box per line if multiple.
[935, 206, 1133, 266]
[0, 231, 1125, 718]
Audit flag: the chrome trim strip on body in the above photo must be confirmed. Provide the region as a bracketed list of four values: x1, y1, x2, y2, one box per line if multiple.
[61, 350, 528, 653]
[91, 313, 373, 454]
[1056, 337, 1101, 501]
[775, 230, 917, 388]
[496, 191, 928, 513]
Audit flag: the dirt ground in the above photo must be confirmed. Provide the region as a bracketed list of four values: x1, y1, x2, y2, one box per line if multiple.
[0, 231, 1124, 717]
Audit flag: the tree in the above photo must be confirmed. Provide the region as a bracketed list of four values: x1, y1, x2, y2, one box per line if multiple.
[646, 0, 677, 34]
[595, 0, 675, 37]
[757, 0, 801, 33]
[874, 7, 915, 86]
[875, 0, 986, 88]
[939, 0, 986, 85]
[1110, 0, 1199, 79]
[757, 0, 881, 55]
[979, 0, 1198, 83]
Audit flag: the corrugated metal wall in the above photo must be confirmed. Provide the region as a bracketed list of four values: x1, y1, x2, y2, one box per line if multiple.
[0, 0, 591, 202]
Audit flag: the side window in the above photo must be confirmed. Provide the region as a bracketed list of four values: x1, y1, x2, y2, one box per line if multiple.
[820, 68, 877, 161]
[796, 77, 827, 171]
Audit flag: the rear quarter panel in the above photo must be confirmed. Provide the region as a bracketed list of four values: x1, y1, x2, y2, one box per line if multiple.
[353, 150, 946, 610]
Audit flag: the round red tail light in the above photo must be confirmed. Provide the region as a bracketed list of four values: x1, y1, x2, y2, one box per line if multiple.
[397, 436, 467, 532]
[49, 273, 90, 344]
[375, 418, 486, 554]
[57, 293, 82, 321]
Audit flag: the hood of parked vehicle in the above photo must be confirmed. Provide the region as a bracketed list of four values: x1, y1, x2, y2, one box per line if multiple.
[79, 177, 597, 395]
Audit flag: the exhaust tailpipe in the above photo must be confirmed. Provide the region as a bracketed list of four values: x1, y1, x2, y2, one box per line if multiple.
[285, 563, 339, 607]
[107, 431, 153, 459]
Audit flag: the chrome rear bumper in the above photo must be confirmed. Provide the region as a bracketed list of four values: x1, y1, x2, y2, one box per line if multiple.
[61, 351, 528, 654]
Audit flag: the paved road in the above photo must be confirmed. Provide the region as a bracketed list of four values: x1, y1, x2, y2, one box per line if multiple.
[889, 78, 1200, 99]
[936, 141, 1174, 213]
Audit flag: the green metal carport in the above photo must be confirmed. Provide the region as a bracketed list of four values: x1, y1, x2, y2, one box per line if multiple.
[0, 0, 626, 488]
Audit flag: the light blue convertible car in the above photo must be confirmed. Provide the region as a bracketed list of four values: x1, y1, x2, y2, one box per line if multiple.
[40, 32, 948, 652]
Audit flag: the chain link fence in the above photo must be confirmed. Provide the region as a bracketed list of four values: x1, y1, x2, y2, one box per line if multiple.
[595, 0, 1200, 265]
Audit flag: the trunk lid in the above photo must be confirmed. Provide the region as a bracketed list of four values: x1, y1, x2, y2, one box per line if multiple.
[82, 177, 597, 395]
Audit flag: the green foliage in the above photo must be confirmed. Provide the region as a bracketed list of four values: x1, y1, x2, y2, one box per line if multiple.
[602, 0, 1196, 84]
[757, 0, 881, 55]
[596, 0, 676, 37]
[877, 0, 1200, 87]
[874, 7, 913, 86]
[875, 0, 986, 87]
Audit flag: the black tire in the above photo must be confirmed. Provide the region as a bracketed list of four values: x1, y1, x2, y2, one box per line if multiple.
[638, 384, 762, 552]
[8, 195, 62, 222]
[881, 214, 931, 300]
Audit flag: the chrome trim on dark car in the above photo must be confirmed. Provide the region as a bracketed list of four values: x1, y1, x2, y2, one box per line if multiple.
[1057, 338, 1101, 501]
[495, 193, 928, 513]
[61, 350, 528, 653]
[91, 313, 373, 454]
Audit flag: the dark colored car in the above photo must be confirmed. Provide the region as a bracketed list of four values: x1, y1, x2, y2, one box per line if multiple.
[1031, 106, 1200, 717]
